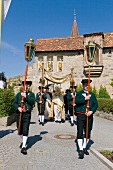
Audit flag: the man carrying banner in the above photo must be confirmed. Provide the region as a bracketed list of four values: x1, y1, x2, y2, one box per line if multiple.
[67, 85, 77, 126]
[44, 85, 52, 121]
[13, 81, 35, 155]
[35, 85, 47, 126]
[75, 79, 98, 159]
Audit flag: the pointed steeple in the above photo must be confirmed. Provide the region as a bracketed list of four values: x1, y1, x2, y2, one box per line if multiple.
[71, 10, 79, 37]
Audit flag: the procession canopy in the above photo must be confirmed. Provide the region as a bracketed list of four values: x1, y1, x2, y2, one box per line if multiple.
[44, 69, 71, 84]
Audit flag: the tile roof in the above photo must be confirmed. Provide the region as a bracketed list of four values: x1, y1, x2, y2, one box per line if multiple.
[35, 32, 113, 52]
[36, 36, 84, 52]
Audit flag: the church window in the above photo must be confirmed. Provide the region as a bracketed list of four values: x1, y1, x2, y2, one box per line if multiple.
[38, 57, 43, 71]
[47, 57, 53, 71]
[57, 56, 63, 72]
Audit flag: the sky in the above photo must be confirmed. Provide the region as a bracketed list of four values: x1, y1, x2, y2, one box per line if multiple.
[1, 0, 113, 78]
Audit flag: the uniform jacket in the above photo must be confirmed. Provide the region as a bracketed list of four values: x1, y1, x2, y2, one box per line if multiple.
[35, 92, 47, 104]
[75, 90, 98, 114]
[67, 92, 76, 105]
[13, 91, 35, 111]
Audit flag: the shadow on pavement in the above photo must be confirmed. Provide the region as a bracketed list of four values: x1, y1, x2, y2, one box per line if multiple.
[0, 129, 17, 139]
[27, 135, 42, 149]
[27, 131, 48, 150]
[40, 131, 48, 135]
[30, 122, 37, 124]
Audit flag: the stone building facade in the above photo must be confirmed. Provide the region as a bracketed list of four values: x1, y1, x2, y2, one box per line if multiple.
[8, 14, 113, 97]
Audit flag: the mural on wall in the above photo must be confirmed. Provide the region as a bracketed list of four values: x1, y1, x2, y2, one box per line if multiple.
[38, 57, 44, 71]
[47, 57, 53, 71]
[57, 57, 63, 72]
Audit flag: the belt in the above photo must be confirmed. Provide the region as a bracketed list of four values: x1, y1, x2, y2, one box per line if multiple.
[76, 112, 86, 114]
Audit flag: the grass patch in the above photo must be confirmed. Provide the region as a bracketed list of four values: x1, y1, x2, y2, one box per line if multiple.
[100, 150, 113, 163]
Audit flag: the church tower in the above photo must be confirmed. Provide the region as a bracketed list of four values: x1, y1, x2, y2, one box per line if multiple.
[71, 10, 79, 37]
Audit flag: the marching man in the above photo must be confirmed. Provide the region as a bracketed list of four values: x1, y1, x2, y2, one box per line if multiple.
[13, 81, 35, 155]
[67, 85, 77, 126]
[75, 79, 98, 159]
[36, 85, 48, 126]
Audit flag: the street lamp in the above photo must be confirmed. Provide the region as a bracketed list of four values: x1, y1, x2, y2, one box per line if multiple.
[86, 41, 95, 63]
[24, 38, 35, 62]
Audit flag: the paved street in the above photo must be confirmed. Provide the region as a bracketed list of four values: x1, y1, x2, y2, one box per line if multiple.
[0, 107, 113, 170]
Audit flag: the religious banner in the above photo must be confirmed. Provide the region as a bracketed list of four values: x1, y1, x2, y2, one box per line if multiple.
[44, 69, 71, 84]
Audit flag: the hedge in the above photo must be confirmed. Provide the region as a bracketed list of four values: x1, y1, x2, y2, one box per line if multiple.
[0, 89, 15, 117]
[97, 98, 113, 113]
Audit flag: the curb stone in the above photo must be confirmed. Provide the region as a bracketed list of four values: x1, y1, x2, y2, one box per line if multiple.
[90, 148, 113, 170]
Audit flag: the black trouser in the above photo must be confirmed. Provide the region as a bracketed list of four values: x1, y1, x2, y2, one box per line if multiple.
[38, 103, 45, 115]
[77, 114, 93, 139]
[64, 103, 69, 114]
[69, 105, 76, 116]
[16, 111, 31, 136]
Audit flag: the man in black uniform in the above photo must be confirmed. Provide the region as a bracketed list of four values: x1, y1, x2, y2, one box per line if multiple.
[76, 79, 98, 159]
[67, 86, 77, 126]
[64, 89, 69, 119]
[13, 81, 35, 155]
[35, 86, 47, 126]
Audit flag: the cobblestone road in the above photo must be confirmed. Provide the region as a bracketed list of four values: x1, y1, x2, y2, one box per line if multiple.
[0, 107, 112, 170]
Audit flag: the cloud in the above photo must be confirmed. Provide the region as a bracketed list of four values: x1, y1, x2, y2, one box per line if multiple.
[1, 41, 23, 56]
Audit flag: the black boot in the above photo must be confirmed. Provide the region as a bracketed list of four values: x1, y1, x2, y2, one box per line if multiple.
[71, 122, 74, 126]
[83, 148, 89, 155]
[42, 122, 44, 126]
[79, 150, 84, 159]
[21, 147, 27, 155]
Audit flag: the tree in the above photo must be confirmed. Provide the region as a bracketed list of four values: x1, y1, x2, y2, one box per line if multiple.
[98, 85, 110, 99]
[92, 85, 98, 98]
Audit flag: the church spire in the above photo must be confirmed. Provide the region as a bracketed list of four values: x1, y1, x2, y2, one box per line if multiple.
[71, 10, 79, 37]
[74, 9, 76, 20]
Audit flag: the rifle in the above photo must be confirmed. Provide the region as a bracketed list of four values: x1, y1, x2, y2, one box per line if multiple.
[86, 66, 90, 141]
[18, 64, 28, 135]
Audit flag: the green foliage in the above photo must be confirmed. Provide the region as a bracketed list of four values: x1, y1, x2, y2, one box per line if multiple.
[76, 84, 82, 92]
[92, 86, 98, 98]
[110, 78, 113, 87]
[98, 85, 110, 99]
[8, 82, 16, 90]
[0, 89, 15, 117]
[97, 98, 113, 113]
[101, 150, 113, 155]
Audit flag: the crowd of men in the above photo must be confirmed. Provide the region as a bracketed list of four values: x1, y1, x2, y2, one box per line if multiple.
[13, 78, 98, 159]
